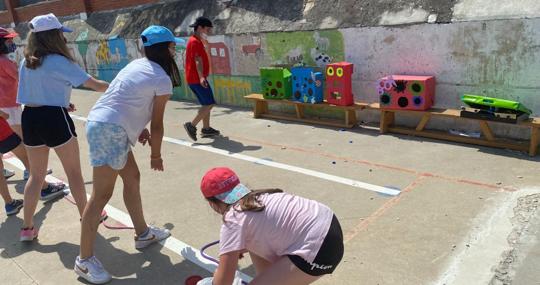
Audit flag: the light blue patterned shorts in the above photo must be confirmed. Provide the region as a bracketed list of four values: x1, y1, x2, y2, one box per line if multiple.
[86, 121, 131, 170]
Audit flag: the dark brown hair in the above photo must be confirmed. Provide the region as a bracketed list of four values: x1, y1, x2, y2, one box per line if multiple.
[208, 188, 284, 221]
[143, 41, 182, 87]
[0, 38, 8, 55]
[24, 28, 74, 69]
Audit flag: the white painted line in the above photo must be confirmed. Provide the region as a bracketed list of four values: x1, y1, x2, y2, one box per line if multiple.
[70, 114, 401, 197]
[2, 156, 252, 282]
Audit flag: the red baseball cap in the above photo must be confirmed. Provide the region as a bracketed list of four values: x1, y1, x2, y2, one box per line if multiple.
[200, 167, 250, 204]
[0, 27, 18, 39]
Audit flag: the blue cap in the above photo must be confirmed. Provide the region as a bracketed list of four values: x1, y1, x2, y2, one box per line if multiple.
[141, 25, 185, 47]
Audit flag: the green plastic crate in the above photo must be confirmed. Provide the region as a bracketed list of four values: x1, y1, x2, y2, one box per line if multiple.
[461, 94, 532, 115]
[260, 67, 292, 100]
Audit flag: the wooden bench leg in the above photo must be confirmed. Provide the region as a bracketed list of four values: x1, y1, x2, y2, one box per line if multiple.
[380, 110, 394, 134]
[345, 110, 357, 127]
[479, 121, 495, 141]
[529, 127, 539, 156]
[416, 114, 431, 131]
[254, 101, 268, 118]
[295, 104, 304, 119]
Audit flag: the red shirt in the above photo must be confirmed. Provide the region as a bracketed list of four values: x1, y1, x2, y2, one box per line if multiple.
[0, 117, 14, 141]
[185, 35, 209, 84]
[0, 55, 19, 108]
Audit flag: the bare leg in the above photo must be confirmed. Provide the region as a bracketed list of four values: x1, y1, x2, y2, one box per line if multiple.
[191, 105, 213, 128]
[0, 160, 13, 204]
[53, 138, 87, 215]
[118, 152, 147, 235]
[250, 257, 320, 285]
[202, 105, 213, 129]
[10, 125, 29, 170]
[79, 165, 118, 259]
[12, 124, 49, 189]
[22, 146, 49, 228]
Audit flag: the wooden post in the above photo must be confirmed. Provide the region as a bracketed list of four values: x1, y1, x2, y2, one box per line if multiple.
[380, 110, 394, 133]
[345, 110, 357, 127]
[479, 121, 495, 141]
[295, 104, 304, 119]
[415, 113, 431, 131]
[529, 127, 539, 156]
[254, 101, 267, 118]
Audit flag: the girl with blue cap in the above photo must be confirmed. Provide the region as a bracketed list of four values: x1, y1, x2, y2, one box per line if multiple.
[75, 25, 183, 284]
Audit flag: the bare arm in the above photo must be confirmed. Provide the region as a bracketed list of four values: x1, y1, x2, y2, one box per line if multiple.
[83, 77, 109, 92]
[149, 94, 171, 171]
[213, 251, 241, 285]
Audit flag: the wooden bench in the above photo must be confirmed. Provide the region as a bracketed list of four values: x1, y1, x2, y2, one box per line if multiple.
[244, 94, 367, 128]
[376, 104, 540, 156]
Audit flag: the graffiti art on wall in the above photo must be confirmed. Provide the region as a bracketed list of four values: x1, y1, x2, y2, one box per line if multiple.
[232, 33, 271, 76]
[265, 30, 345, 67]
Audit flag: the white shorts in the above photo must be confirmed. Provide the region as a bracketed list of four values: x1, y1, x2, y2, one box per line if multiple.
[0, 106, 23, 126]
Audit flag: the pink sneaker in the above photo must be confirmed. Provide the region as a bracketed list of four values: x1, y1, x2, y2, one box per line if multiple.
[20, 227, 39, 242]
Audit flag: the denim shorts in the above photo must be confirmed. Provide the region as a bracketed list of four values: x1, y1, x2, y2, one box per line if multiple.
[189, 83, 216, 105]
[86, 121, 131, 170]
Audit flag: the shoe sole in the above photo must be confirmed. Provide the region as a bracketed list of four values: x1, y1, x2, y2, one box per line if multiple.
[201, 133, 220, 138]
[75, 266, 112, 284]
[6, 205, 23, 216]
[135, 232, 171, 249]
[20, 235, 38, 242]
[183, 124, 197, 141]
[40, 188, 69, 201]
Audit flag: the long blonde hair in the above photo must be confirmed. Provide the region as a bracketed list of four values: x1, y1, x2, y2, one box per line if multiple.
[24, 28, 74, 69]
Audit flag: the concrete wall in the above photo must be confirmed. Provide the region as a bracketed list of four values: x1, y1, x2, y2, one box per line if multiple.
[4, 0, 540, 138]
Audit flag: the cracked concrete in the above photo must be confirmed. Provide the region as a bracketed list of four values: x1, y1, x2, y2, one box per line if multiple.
[490, 193, 540, 285]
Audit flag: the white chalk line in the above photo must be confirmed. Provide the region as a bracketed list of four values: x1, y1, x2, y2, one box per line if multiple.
[70, 114, 401, 197]
[2, 156, 252, 282]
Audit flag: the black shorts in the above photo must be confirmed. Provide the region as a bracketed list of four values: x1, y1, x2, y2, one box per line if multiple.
[22, 106, 77, 148]
[0, 132, 21, 154]
[288, 215, 344, 276]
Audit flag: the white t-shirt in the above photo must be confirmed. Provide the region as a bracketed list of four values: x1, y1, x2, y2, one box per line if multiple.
[88, 58, 172, 145]
[219, 192, 334, 263]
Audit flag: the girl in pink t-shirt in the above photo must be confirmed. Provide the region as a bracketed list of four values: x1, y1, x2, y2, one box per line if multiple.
[199, 167, 344, 285]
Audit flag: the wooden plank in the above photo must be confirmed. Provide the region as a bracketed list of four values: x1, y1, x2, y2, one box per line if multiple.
[259, 113, 353, 128]
[295, 104, 304, 119]
[387, 127, 529, 152]
[416, 114, 431, 131]
[479, 121, 495, 141]
[244, 94, 367, 110]
[529, 127, 539, 156]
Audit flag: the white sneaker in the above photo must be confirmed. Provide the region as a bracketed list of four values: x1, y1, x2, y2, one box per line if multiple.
[135, 226, 171, 249]
[24, 168, 53, 180]
[74, 256, 112, 284]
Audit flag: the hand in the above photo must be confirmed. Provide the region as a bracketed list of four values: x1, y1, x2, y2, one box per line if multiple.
[151, 157, 163, 171]
[67, 103, 77, 112]
[138, 128, 151, 146]
[0, 111, 9, 120]
[200, 77, 209, 88]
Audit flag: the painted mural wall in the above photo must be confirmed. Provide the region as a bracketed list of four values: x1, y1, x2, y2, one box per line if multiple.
[8, 17, 540, 135]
